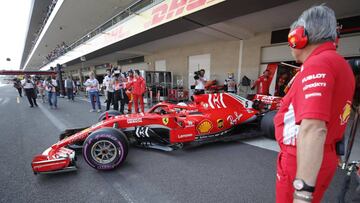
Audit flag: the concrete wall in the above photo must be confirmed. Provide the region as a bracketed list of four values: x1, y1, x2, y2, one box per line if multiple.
[240, 32, 271, 81]
[145, 40, 241, 89]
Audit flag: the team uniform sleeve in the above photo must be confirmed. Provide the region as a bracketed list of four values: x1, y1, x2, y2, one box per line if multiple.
[295, 65, 335, 124]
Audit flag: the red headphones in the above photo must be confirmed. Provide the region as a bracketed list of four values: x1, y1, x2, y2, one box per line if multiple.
[288, 26, 308, 49]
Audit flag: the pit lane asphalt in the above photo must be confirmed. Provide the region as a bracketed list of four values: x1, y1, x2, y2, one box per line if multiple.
[0, 85, 357, 203]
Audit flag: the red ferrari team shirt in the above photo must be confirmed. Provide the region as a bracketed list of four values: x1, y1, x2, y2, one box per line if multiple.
[254, 76, 271, 95]
[274, 42, 355, 148]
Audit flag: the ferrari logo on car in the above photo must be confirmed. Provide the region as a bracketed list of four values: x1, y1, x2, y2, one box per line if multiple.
[217, 119, 224, 129]
[197, 120, 213, 134]
[340, 101, 352, 125]
[162, 117, 169, 125]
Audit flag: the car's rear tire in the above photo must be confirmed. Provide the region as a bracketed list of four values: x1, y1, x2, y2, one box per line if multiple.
[98, 110, 121, 122]
[261, 111, 277, 139]
[83, 128, 129, 171]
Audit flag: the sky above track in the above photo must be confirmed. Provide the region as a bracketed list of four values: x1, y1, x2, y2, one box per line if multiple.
[0, 0, 33, 70]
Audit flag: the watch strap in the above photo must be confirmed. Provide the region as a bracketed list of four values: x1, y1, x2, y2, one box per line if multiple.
[295, 179, 315, 192]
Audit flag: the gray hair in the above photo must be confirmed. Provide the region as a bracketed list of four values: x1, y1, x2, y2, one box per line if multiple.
[291, 5, 337, 44]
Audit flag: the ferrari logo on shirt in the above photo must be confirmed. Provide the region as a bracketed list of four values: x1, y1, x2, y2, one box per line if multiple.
[162, 117, 169, 125]
[340, 101, 352, 125]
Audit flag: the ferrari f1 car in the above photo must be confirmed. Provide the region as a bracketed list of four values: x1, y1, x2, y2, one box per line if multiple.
[31, 93, 278, 174]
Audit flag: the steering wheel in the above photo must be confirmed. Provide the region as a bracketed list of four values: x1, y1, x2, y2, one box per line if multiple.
[157, 106, 169, 115]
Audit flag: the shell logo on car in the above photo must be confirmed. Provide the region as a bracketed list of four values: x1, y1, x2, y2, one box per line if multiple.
[197, 119, 213, 134]
[340, 101, 352, 125]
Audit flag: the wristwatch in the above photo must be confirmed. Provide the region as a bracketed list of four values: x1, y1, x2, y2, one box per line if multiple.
[293, 178, 315, 192]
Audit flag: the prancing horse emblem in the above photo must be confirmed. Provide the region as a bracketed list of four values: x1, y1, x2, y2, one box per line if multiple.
[162, 117, 169, 125]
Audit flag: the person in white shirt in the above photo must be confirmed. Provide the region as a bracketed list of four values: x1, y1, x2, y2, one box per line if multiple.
[21, 75, 38, 107]
[102, 69, 114, 111]
[224, 72, 237, 93]
[194, 69, 207, 95]
[36, 79, 46, 103]
[84, 72, 101, 112]
[44, 75, 58, 109]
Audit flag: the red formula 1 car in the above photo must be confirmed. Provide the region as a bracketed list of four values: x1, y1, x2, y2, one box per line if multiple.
[252, 94, 282, 111]
[31, 93, 277, 174]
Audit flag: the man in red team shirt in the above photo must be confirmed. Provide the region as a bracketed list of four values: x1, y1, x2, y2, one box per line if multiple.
[126, 69, 135, 114]
[252, 70, 271, 95]
[274, 5, 355, 203]
[129, 69, 146, 113]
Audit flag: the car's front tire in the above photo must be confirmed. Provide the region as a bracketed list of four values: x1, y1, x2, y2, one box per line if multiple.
[83, 128, 129, 171]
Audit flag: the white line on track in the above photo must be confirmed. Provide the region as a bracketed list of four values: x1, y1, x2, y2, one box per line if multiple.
[112, 182, 136, 203]
[38, 103, 67, 131]
[241, 137, 280, 152]
[1, 97, 10, 105]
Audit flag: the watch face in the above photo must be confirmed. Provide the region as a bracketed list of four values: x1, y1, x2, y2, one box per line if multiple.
[293, 179, 304, 190]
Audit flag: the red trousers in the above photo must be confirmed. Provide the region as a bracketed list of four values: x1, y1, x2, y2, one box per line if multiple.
[133, 94, 144, 113]
[276, 147, 338, 203]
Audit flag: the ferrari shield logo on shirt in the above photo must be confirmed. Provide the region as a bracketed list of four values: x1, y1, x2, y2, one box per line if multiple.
[162, 117, 169, 125]
[340, 101, 352, 125]
[217, 119, 224, 129]
[197, 119, 213, 134]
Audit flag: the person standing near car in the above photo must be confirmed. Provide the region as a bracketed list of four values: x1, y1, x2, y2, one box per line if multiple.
[84, 72, 101, 112]
[274, 5, 355, 203]
[251, 70, 271, 95]
[36, 78, 46, 103]
[44, 75, 58, 109]
[13, 78, 22, 97]
[21, 75, 37, 107]
[126, 69, 135, 114]
[113, 70, 128, 114]
[128, 69, 146, 113]
[103, 69, 114, 111]
[64, 76, 75, 101]
[224, 72, 237, 93]
[194, 69, 207, 95]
